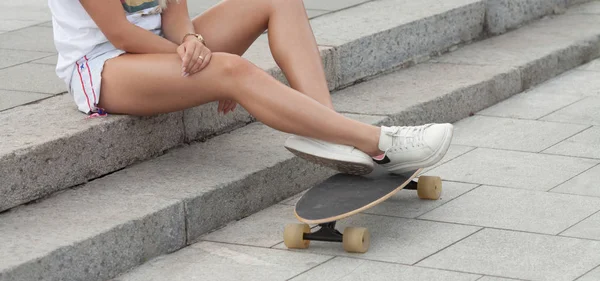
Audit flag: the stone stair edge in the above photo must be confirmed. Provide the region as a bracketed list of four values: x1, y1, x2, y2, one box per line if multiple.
[0, 0, 488, 212]
[2, 8, 600, 280]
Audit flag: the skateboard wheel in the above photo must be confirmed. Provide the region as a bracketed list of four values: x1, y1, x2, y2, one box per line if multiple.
[342, 227, 370, 253]
[417, 176, 442, 200]
[283, 223, 311, 249]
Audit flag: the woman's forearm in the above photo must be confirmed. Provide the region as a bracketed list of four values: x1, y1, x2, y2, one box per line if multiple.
[116, 23, 179, 54]
[160, 0, 196, 45]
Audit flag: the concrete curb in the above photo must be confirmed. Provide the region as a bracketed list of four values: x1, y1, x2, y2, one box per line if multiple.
[2, 6, 600, 280]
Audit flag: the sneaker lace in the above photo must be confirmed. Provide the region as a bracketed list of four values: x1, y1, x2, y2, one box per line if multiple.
[387, 126, 426, 151]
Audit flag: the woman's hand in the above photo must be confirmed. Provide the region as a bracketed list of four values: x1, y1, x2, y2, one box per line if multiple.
[218, 100, 238, 115]
[177, 37, 212, 76]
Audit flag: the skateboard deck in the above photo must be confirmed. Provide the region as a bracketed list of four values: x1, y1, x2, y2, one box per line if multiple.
[295, 168, 423, 224]
[284, 167, 442, 253]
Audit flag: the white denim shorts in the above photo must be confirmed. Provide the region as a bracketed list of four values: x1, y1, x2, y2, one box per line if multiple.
[69, 49, 125, 114]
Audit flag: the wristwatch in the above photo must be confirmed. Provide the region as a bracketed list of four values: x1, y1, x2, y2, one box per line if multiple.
[182, 33, 206, 45]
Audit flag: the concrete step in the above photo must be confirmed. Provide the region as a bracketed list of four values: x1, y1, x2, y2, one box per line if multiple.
[2, 3, 600, 280]
[0, 0, 487, 212]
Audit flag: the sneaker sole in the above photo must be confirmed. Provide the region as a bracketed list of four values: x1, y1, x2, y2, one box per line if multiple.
[382, 125, 454, 174]
[286, 147, 374, 176]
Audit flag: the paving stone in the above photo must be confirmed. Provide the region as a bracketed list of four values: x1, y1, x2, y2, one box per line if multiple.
[0, 6, 51, 21]
[435, 14, 600, 88]
[0, 63, 66, 94]
[306, 9, 329, 18]
[551, 164, 600, 197]
[0, 26, 55, 52]
[578, 58, 600, 71]
[0, 180, 185, 281]
[201, 204, 298, 248]
[485, 0, 566, 35]
[0, 49, 53, 69]
[114, 242, 332, 281]
[544, 126, 600, 159]
[333, 62, 521, 125]
[302, 0, 371, 11]
[0, 94, 185, 212]
[30, 54, 58, 65]
[477, 88, 583, 120]
[0, 89, 49, 111]
[0, 19, 41, 31]
[420, 185, 600, 234]
[516, 70, 600, 98]
[451, 115, 588, 152]
[541, 96, 600, 125]
[576, 266, 600, 281]
[477, 277, 522, 281]
[423, 145, 477, 174]
[417, 228, 600, 281]
[290, 257, 481, 281]
[274, 214, 480, 265]
[311, 0, 484, 86]
[426, 148, 599, 191]
[567, 1, 600, 14]
[561, 211, 600, 241]
[364, 181, 478, 219]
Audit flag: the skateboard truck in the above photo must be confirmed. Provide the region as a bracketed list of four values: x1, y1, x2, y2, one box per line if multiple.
[303, 222, 343, 242]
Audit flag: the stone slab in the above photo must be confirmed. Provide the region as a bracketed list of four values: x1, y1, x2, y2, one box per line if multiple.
[578, 58, 600, 71]
[561, 211, 600, 240]
[0, 19, 41, 31]
[114, 242, 332, 281]
[484, 0, 565, 35]
[201, 204, 298, 248]
[364, 181, 478, 219]
[435, 14, 600, 88]
[544, 126, 600, 159]
[420, 185, 600, 234]
[0, 89, 49, 111]
[577, 266, 600, 281]
[302, 0, 371, 11]
[551, 164, 600, 197]
[311, 0, 484, 86]
[30, 54, 58, 65]
[0, 178, 185, 281]
[425, 148, 599, 191]
[0, 94, 184, 212]
[0, 49, 54, 69]
[517, 69, 600, 98]
[306, 9, 329, 18]
[541, 96, 600, 125]
[290, 257, 481, 281]
[0, 5, 51, 21]
[333, 62, 521, 125]
[567, 1, 600, 14]
[477, 277, 520, 281]
[274, 214, 481, 265]
[477, 88, 583, 120]
[0, 26, 56, 52]
[424, 145, 477, 173]
[417, 229, 600, 281]
[0, 63, 66, 94]
[450, 115, 589, 152]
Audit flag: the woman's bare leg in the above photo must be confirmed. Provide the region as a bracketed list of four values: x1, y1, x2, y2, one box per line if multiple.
[98, 53, 381, 155]
[192, 0, 334, 108]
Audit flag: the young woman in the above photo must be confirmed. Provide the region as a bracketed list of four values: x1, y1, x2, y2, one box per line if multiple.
[48, 0, 454, 175]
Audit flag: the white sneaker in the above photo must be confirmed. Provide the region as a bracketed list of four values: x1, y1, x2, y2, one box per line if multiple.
[373, 123, 453, 174]
[284, 135, 374, 175]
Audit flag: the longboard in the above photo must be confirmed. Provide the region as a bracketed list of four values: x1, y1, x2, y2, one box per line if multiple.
[283, 167, 442, 253]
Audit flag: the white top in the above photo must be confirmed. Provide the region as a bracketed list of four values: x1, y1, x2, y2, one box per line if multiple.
[48, 0, 163, 87]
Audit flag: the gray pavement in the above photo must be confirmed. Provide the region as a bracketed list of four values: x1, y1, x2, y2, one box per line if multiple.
[115, 60, 600, 281]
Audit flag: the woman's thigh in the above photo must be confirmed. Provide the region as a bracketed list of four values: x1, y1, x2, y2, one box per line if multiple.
[191, 0, 273, 55]
[97, 52, 244, 116]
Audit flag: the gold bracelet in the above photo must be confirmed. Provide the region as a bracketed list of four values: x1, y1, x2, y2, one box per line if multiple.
[182, 33, 206, 45]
